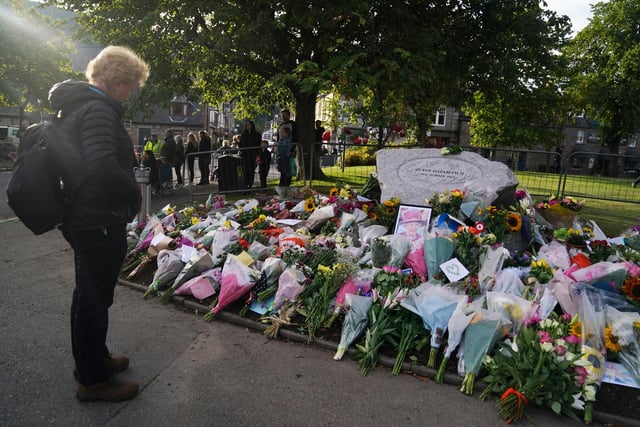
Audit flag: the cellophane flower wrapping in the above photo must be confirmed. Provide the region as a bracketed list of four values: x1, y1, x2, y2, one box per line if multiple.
[304, 205, 335, 231]
[492, 267, 526, 295]
[486, 291, 537, 334]
[573, 287, 607, 423]
[459, 309, 511, 394]
[273, 266, 307, 310]
[210, 228, 240, 265]
[145, 248, 185, 297]
[415, 285, 467, 368]
[174, 267, 221, 300]
[359, 224, 389, 247]
[261, 256, 285, 286]
[606, 305, 640, 384]
[436, 296, 483, 382]
[571, 261, 627, 292]
[538, 239, 572, 271]
[334, 293, 373, 360]
[130, 215, 162, 255]
[478, 244, 510, 292]
[211, 254, 260, 315]
[424, 227, 456, 279]
[548, 270, 579, 315]
[387, 234, 410, 268]
[171, 249, 215, 291]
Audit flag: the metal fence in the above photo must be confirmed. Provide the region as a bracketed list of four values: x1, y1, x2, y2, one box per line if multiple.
[179, 142, 640, 206]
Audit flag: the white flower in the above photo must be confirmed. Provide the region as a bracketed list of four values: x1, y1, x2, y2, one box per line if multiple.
[510, 339, 519, 353]
[583, 384, 597, 402]
[540, 342, 554, 352]
[571, 393, 585, 410]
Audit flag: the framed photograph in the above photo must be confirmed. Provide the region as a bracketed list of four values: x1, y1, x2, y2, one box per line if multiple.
[393, 204, 433, 239]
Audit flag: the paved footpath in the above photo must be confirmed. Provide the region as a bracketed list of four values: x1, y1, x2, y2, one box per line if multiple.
[0, 171, 634, 426]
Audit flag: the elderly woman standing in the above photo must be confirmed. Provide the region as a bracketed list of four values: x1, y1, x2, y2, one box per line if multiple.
[48, 46, 149, 403]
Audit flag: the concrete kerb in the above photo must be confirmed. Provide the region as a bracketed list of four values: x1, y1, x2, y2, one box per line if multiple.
[117, 278, 640, 427]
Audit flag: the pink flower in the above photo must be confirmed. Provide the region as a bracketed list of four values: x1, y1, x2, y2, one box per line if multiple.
[561, 312, 573, 322]
[537, 331, 552, 343]
[514, 190, 527, 200]
[382, 265, 401, 274]
[555, 345, 567, 356]
[565, 334, 580, 345]
[574, 366, 588, 387]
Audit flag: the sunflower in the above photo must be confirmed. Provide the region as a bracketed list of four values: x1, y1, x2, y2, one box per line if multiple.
[369, 211, 378, 220]
[605, 326, 622, 354]
[329, 187, 339, 198]
[506, 212, 522, 233]
[383, 199, 395, 207]
[304, 197, 316, 212]
[622, 275, 640, 303]
[569, 321, 583, 339]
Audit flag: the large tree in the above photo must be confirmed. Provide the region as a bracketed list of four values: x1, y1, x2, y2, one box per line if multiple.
[566, 0, 640, 175]
[0, 0, 77, 112]
[49, 0, 571, 175]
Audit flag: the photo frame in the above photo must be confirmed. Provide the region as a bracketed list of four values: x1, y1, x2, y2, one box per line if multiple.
[393, 204, 433, 238]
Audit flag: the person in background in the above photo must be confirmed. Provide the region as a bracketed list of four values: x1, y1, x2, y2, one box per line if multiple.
[143, 133, 162, 159]
[47, 45, 149, 403]
[314, 119, 325, 159]
[158, 129, 176, 185]
[277, 109, 297, 187]
[173, 134, 185, 187]
[239, 120, 261, 190]
[257, 139, 272, 188]
[277, 126, 293, 187]
[197, 130, 212, 185]
[142, 149, 160, 194]
[185, 132, 198, 185]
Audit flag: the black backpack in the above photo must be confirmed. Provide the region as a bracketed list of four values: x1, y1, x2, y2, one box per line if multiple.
[6, 110, 71, 235]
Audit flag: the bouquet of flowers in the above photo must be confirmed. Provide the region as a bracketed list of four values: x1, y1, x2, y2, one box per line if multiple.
[480, 312, 585, 424]
[535, 195, 584, 229]
[427, 189, 465, 217]
[605, 305, 640, 383]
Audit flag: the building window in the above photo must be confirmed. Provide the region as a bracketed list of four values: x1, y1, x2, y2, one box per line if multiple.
[587, 131, 599, 143]
[432, 107, 446, 127]
[576, 130, 584, 144]
[630, 139, 637, 148]
[171, 102, 188, 117]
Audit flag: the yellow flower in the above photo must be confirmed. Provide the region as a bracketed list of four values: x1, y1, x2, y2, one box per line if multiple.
[506, 212, 522, 233]
[383, 199, 395, 207]
[569, 321, 582, 339]
[191, 217, 200, 225]
[317, 264, 331, 274]
[451, 189, 463, 198]
[304, 197, 316, 212]
[605, 326, 622, 353]
[329, 187, 339, 198]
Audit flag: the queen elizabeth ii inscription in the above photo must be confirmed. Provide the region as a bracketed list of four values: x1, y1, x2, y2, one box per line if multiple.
[377, 148, 518, 207]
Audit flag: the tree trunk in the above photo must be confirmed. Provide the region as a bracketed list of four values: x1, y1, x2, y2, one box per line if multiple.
[294, 90, 328, 181]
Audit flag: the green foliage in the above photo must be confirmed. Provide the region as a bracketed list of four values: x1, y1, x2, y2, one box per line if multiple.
[1, 1, 77, 109]
[343, 145, 376, 167]
[565, 0, 640, 165]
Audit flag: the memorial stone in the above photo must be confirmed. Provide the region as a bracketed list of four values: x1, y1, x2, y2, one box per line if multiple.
[376, 148, 518, 207]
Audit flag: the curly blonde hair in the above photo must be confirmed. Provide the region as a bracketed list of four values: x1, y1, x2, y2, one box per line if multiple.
[86, 46, 150, 91]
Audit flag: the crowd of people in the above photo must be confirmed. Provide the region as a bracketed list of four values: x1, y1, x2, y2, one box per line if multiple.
[136, 109, 326, 193]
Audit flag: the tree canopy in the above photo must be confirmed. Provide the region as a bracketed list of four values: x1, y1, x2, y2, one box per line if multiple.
[44, 0, 572, 165]
[566, 0, 640, 164]
[0, 0, 77, 110]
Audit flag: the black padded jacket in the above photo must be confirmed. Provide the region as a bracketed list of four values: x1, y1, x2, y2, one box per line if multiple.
[48, 80, 141, 232]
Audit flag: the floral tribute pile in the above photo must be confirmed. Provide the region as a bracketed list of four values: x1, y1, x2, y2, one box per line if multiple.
[122, 178, 640, 424]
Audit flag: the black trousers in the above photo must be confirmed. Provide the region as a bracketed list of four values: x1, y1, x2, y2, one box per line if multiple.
[63, 224, 127, 386]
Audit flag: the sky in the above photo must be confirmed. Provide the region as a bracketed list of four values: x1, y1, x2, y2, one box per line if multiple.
[544, 0, 594, 34]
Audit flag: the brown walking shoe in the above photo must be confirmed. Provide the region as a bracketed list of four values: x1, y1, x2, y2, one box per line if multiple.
[76, 378, 139, 402]
[103, 354, 129, 374]
[73, 355, 129, 381]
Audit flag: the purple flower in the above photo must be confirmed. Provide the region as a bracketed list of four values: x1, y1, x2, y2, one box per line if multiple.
[574, 366, 588, 386]
[514, 190, 527, 200]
